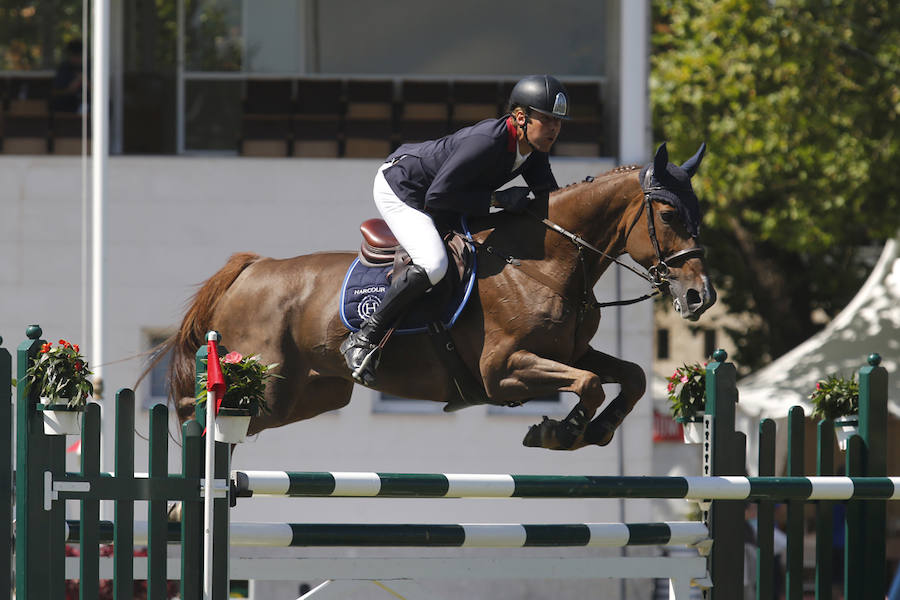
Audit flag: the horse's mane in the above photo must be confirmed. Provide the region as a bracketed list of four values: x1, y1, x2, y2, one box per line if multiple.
[550, 164, 642, 197]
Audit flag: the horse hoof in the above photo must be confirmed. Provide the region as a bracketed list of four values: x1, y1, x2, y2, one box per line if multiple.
[522, 417, 576, 451]
[522, 421, 545, 447]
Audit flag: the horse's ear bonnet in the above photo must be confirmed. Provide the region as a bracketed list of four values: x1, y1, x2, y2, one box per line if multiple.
[639, 142, 706, 238]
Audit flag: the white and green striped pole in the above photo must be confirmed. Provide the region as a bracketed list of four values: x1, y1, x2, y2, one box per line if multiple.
[233, 471, 900, 501]
[66, 519, 709, 548]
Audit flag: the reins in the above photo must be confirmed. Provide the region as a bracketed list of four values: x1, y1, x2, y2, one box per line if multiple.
[475, 172, 707, 312]
[524, 199, 660, 310]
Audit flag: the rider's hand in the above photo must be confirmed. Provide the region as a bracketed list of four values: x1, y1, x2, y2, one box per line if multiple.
[492, 187, 532, 214]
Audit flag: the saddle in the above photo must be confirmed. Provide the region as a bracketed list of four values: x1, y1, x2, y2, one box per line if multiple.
[349, 217, 488, 411]
[358, 218, 470, 283]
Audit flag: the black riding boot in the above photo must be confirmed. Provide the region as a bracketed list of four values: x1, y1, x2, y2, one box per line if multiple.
[341, 264, 432, 385]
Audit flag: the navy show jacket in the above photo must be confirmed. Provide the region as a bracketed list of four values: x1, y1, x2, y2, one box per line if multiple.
[381, 116, 558, 216]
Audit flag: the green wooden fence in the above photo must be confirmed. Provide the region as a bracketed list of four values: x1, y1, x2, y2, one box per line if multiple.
[0, 327, 894, 599]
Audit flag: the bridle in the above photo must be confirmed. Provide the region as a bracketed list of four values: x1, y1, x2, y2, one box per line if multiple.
[624, 187, 707, 287]
[525, 169, 706, 309]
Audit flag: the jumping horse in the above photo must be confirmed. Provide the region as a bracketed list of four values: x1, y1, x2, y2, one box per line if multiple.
[163, 143, 716, 451]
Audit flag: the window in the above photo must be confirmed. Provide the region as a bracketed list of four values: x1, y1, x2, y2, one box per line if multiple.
[143, 332, 173, 409]
[656, 328, 670, 360]
[703, 329, 717, 360]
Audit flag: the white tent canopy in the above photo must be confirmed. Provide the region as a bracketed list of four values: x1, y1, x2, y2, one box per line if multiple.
[737, 235, 900, 419]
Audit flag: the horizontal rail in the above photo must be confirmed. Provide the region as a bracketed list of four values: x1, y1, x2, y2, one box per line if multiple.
[234, 471, 900, 501]
[65, 520, 707, 548]
[65, 556, 709, 582]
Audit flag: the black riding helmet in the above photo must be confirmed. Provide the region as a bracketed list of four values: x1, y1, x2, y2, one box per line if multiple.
[507, 75, 570, 120]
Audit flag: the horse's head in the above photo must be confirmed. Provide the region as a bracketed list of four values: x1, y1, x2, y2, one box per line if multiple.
[625, 143, 716, 321]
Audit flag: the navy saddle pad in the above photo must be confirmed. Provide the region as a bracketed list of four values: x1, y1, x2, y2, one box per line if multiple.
[339, 230, 477, 335]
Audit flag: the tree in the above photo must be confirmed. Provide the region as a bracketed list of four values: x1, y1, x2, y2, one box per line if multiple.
[651, 0, 900, 371]
[0, 0, 83, 70]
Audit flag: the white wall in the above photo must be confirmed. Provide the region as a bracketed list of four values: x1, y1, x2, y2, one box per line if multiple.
[2, 154, 664, 597]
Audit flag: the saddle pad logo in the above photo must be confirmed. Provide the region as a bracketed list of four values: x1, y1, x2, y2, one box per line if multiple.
[357, 294, 382, 321]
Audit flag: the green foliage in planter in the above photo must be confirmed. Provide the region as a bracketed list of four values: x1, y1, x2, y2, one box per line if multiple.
[26, 339, 93, 407]
[809, 373, 858, 421]
[196, 352, 279, 414]
[667, 362, 707, 420]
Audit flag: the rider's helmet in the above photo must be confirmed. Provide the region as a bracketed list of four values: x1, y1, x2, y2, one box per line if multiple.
[507, 75, 570, 120]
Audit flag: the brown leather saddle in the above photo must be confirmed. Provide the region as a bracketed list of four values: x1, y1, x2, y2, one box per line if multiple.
[353, 218, 487, 411]
[357, 218, 471, 283]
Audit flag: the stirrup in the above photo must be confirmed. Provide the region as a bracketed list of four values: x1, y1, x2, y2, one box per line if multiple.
[350, 345, 381, 386]
[341, 334, 382, 386]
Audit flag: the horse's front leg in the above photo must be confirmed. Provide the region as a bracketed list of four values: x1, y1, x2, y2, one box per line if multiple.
[487, 350, 608, 450]
[518, 348, 645, 450]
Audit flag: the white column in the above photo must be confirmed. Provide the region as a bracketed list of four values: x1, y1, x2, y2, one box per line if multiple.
[618, 0, 651, 165]
[92, 0, 109, 475]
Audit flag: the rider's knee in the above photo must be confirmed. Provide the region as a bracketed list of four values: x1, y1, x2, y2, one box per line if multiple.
[422, 254, 448, 286]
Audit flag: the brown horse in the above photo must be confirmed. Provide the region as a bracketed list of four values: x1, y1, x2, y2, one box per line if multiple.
[163, 143, 715, 451]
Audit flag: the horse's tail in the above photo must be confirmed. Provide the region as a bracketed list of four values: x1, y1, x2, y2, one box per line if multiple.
[167, 252, 261, 422]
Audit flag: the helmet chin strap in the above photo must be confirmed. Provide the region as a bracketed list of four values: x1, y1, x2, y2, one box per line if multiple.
[518, 112, 540, 153]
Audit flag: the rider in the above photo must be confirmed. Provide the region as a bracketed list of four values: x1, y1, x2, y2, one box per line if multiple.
[341, 74, 570, 385]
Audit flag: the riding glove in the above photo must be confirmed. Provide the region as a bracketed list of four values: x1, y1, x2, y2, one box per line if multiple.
[492, 187, 532, 214]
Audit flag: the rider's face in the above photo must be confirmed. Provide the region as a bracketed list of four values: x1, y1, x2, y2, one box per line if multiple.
[518, 110, 562, 153]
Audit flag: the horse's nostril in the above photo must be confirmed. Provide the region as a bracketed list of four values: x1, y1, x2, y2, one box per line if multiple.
[686, 288, 702, 307]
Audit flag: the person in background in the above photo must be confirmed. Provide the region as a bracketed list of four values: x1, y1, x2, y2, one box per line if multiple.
[51, 39, 86, 114]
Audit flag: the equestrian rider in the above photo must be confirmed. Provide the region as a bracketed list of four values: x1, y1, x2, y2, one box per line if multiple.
[341, 74, 570, 385]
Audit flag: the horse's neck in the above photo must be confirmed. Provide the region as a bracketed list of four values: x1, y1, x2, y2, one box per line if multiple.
[546, 172, 640, 284]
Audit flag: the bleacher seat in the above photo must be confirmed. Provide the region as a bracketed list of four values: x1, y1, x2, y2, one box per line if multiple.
[239, 79, 293, 157]
[398, 80, 450, 144]
[2, 76, 52, 154]
[451, 80, 501, 129]
[292, 78, 343, 158]
[51, 113, 89, 155]
[344, 79, 394, 158]
[554, 81, 604, 156]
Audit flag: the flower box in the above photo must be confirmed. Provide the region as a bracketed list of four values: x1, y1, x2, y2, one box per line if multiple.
[197, 350, 279, 444]
[37, 399, 83, 435]
[809, 373, 859, 451]
[26, 339, 93, 435]
[677, 416, 704, 444]
[214, 408, 253, 443]
[833, 415, 859, 451]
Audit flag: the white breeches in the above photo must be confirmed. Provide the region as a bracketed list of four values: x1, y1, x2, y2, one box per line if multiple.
[373, 163, 448, 285]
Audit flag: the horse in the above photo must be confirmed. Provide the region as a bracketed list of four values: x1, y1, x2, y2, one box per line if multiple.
[162, 142, 716, 451]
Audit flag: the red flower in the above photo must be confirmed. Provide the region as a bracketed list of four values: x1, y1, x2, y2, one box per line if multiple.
[667, 382, 674, 392]
[73, 344, 79, 353]
[41, 343, 52, 353]
[223, 351, 243, 364]
[74, 361, 82, 372]
[59, 339, 71, 348]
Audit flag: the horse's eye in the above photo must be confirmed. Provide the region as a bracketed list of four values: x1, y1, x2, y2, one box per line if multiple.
[660, 211, 676, 224]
